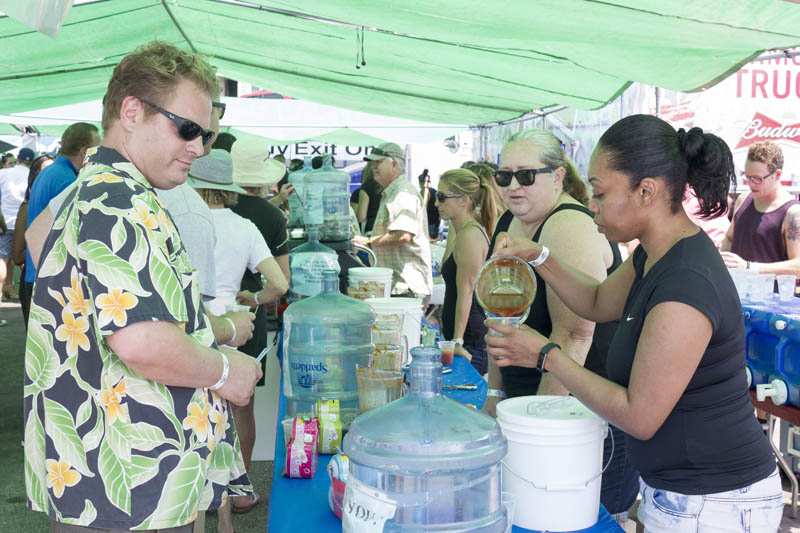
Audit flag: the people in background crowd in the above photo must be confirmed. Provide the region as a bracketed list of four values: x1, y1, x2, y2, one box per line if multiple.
[23, 41, 261, 532]
[465, 161, 507, 227]
[484, 128, 636, 515]
[229, 138, 292, 507]
[13, 154, 54, 324]
[0, 153, 16, 168]
[357, 142, 432, 299]
[419, 169, 441, 239]
[23, 122, 101, 312]
[212, 131, 237, 153]
[721, 141, 800, 275]
[488, 115, 780, 531]
[0, 147, 35, 305]
[435, 168, 499, 374]
[355, 162, 381, 234]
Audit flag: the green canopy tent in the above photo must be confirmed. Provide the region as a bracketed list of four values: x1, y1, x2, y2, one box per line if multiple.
[1, 0, 800, 125]
[223, 126, 387, 146]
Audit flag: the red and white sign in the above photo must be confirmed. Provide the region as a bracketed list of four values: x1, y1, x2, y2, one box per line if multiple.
[656, 50, 800, 187]
[736, 113, 800, 149]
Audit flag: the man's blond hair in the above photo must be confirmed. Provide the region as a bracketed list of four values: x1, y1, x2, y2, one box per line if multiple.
[102, 41, 219, 131]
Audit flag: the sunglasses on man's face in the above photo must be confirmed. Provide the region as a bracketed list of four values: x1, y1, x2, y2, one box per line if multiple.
[212, 101, 226, 120]
[494, 166, 555, 187]
[140, 98, 215, 146]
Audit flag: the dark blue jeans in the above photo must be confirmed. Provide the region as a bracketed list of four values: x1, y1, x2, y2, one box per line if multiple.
[464, 342, 488, 375]
[600, 424, 640, 515]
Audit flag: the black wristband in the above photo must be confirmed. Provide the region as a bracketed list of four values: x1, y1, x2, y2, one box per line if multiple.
[537, 342, 561, 373]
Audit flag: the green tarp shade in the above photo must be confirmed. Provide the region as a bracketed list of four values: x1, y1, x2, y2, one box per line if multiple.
[223, 126, 386, 146]
[1, 0, 799, 124]
[0, 122, 100, 137]
[0, 123, 21, 135]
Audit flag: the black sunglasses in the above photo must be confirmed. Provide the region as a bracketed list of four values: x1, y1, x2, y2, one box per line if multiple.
[139, 98, 215, 145]
[212, 100, 226, 120]
[435, 191, 463, 202]
[494, 166, 555, 187]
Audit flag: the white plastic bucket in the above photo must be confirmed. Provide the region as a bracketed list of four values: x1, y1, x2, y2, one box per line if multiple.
[348, 267, 393, 299]
[496, 396, 608, 532]
[365, 297, 423, 356]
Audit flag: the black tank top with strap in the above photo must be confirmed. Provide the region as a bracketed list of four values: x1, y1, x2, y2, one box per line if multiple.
[487, 205, 622, 398]
[441, 222, 490, 373]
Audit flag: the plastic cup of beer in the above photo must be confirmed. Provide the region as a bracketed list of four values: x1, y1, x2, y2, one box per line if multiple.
[225, 303, 251, 314]
[356, 366, 403, 413]
[437, 340, 456, 365]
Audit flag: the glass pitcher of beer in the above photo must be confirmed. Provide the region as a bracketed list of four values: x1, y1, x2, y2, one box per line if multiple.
[475, 256, 537, 334]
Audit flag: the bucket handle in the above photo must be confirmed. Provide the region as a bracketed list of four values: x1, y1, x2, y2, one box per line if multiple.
[501, 424, 614, 492]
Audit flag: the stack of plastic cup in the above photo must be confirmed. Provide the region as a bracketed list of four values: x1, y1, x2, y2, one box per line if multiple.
[776, 275, 797, 302]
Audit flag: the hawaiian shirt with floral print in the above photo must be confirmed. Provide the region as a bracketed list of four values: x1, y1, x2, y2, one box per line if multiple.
[23, 147, 251, 530]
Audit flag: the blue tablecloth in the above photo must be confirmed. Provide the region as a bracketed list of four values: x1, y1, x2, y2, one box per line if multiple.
[440, 353, 488, 409]
[268, 420, 621, 533]
[267, 366, 620, 531]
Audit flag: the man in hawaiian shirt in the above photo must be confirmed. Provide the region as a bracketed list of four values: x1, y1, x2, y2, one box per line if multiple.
[23, 41, 262, 532]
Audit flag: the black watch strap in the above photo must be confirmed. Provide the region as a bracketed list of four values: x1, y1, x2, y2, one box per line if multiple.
[537, 342, 561, 373]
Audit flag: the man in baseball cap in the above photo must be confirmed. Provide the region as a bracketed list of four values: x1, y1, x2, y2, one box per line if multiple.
[363, 142, 404, 162]
[358, 142, 432, 299]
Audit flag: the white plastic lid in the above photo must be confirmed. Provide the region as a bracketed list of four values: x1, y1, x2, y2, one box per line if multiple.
[365, 297, 423, 312]
[497, 396, 606, 433]
[348, 267, 394, 280]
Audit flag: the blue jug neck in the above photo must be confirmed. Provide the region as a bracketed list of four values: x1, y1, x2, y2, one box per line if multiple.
[409, 346, 442, 398]
[321, 269, 340, 294]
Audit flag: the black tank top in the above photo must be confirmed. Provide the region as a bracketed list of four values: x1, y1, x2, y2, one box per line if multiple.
[487, 205, 622, 398]
[441, 222, 489, 347]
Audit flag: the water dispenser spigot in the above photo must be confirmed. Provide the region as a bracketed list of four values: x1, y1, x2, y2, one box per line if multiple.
[775, 319, 788, 331]
[756, 379, 788, 405]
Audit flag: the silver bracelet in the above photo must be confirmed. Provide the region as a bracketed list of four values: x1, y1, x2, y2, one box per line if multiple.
[528, 245, 550, 268]
[210, 351, 230, 391]
[222, 316, 237, 343]
[452, 337, 464, 346]
[487, 388, 507, 400]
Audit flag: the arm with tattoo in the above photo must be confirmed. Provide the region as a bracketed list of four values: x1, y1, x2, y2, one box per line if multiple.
[747, 205, 800, 276]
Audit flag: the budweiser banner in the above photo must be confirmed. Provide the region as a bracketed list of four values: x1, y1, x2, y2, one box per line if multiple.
[735, 112, 800, 149]
[656, 49, 800, 188]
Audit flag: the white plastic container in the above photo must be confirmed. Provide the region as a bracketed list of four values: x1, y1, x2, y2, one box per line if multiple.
[365, 297, 423, 354]
[348, 267, 393, 299]
[496, 396, 608, 532]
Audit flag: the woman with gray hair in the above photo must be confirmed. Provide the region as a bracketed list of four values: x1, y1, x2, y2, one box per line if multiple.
[484, 128, 638, 516]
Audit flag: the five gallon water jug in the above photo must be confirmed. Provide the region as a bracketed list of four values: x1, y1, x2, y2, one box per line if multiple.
[288, 226, 340, 301]
[744, 304, 779, 388]
[761, 313, 800, 406]
[288, 156, 312, 230]
[304, 155, 352, 242]
[342, 346, 508, 532]
[283, 270, 374, 427]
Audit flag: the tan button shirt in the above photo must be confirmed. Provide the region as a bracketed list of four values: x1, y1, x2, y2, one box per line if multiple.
[372, 176, 432, 296]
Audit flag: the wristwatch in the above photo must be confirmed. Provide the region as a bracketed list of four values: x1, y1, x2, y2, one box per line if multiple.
[537, 342, 561, 373]
[452, 338, 464, 346]
[487, 389, 507, 400]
